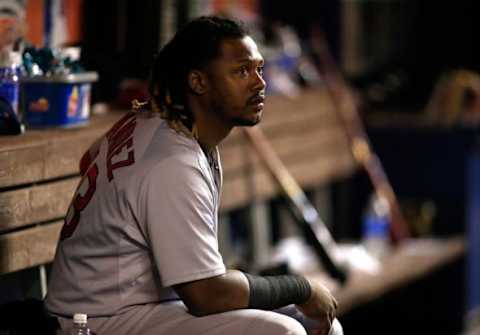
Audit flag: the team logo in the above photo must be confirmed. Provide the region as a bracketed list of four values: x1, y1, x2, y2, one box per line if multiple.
[28, 97, 49, 112]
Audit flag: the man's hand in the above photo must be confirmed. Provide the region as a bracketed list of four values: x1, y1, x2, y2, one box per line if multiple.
[296, 278, 338, 334]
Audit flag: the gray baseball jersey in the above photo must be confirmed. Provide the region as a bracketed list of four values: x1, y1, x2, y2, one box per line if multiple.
[45, 111, 225, 317]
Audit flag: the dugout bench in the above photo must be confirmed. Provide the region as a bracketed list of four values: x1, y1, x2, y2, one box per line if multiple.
[0, 88, 356, 280]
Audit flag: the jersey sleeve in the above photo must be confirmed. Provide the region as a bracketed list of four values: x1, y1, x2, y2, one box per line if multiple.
[141, 157, 226, 287]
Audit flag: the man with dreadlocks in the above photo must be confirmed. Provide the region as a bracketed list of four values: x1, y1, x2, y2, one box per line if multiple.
[45, 16, 343, 335]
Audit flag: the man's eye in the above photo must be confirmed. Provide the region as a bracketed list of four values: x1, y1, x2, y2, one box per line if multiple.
[257, 66, 264, 76]
[238, 66, 249, 76]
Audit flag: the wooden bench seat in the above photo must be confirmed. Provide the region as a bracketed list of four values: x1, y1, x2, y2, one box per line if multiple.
[0, 112, 122, 274]
[0, 88, 357, 275]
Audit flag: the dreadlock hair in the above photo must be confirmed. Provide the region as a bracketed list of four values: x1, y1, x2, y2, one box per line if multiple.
[147, 16, 249, 136]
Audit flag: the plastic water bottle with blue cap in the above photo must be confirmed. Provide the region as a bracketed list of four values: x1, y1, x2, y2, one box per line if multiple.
[362, 193, 391, 260]
[0, 51, 24, 134]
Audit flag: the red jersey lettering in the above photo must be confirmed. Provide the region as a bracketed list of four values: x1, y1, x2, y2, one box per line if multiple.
[105, 113, 137, 181]
[79, 139, 101, 176]
[107, 117, 136, 158]
[106, 112, 135, 142]
[60, 112, 138, 239]
[107, 138, 135, 181]
[61, 164, 99, 240]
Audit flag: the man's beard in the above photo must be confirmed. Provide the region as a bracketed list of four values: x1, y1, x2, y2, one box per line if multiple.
[212, 101, 263, 127]
[230, 111, 262, 127]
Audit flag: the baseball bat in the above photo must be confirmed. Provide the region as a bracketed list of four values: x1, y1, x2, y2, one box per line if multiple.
[309, 26, 410, 243]
[242, 126, 348, 283]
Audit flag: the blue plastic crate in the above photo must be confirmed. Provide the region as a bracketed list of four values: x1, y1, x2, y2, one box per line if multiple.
[22, 72, 98, 128]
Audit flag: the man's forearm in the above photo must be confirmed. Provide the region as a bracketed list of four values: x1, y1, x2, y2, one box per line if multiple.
[174, 269, 314, 317]
[174, 269, 250, 316]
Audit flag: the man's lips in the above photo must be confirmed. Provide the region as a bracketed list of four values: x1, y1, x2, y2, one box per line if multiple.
[247, 94, 265, 106]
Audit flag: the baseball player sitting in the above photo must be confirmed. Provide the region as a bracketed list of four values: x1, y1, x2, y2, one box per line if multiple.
[45, 15, 343, 335]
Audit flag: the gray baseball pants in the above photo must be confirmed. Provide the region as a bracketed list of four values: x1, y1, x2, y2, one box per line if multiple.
[56, 301, 343, 335]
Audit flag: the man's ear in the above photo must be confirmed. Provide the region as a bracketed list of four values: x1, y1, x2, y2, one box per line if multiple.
[188, 70, 208, 95]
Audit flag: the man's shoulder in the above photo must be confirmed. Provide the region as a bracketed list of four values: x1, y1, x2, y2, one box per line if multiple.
[142, 122, 202, 165]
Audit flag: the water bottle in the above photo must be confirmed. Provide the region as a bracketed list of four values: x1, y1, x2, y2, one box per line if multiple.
[362, 194, 391, 260]
[70, 313, 92, 335]
[0, 51, 21, 115]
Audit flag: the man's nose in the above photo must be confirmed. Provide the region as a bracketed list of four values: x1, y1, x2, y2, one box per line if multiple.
[252, 71, 266, 91]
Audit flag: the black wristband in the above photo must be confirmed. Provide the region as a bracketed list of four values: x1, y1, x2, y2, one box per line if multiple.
[244, 273, 312, 310]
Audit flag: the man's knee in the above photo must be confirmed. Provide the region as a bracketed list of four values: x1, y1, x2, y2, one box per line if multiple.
[329, 319, 344, 335]
[256, 311, 307, 335]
